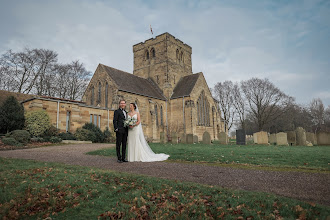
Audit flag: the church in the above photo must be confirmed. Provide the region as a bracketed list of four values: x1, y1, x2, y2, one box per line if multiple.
[82, 32, 224, 142]
[14, 33, 224, 142]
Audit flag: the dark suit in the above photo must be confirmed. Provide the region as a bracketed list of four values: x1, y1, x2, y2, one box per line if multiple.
[113, 108, 128, 161]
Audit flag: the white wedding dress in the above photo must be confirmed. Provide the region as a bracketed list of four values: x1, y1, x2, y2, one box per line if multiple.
[127, 114, 169, 162]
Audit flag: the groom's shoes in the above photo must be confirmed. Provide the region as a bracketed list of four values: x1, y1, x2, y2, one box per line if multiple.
[117, 159, 123, 163]
[122, 159, 128, 162]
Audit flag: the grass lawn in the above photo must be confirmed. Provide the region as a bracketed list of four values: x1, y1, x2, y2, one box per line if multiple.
[87, 143, 330, 172]
[1, 158, 329, 219]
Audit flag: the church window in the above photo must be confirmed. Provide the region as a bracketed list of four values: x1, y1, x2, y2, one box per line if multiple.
[197, 91, 210, 126]
[98, 115, 101, 128]
[105, 82, 108, 108]
[90, 114, 93, 123]
[91, 86, 94, 105]
[94, 114, 97, 126]
[98, 82, 101, 104]
[181, 52, 184, 62]
[66, 111, 71, 132]
[146, 50, 149, 60]
[176, 49, 179, 60]
[151, 48, 155, 58]
[155, 105, 158, 126]
[160, 106, 163, 125]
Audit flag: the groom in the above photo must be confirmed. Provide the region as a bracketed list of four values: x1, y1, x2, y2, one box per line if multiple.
[113, 99, 128, 163]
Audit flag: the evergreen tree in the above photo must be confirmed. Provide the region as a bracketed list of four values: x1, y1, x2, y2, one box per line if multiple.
[0, 96, 25, 133]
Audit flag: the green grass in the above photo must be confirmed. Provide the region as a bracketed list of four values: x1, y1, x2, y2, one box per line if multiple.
[87, 143, 330, 171]
[0, 158, 329, 219]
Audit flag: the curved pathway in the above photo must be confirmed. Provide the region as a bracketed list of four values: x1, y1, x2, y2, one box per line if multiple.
[0, 144, 329, 206]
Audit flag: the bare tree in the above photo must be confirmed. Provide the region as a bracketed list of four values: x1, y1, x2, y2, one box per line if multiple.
[232, 82, 246, 130]
[66, 60, 90, 100]
[241, 78, 293, 131]
[309, 98, 325, 132]
[213, 81, 235, 133]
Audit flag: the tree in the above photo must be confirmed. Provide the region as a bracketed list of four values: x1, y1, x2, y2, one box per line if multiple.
[241, 78, 293, 131]
[309, 98, 325, 132]
[232, 82, 246, 130]
[213, 81, 235, 133]
[0, 96, 25, 133]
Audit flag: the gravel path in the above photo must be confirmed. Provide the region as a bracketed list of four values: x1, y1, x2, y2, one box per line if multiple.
[0, 143, 329, 206]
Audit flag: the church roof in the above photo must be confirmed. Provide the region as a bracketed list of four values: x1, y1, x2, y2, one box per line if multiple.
[100, 64, 166, 100]
[171, 73, 200, 99]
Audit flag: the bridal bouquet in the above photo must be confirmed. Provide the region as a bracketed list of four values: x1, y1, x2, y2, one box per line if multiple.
[124, 118, 137, 128]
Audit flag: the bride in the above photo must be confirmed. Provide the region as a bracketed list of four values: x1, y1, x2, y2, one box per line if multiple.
[127, 103, 169, 162]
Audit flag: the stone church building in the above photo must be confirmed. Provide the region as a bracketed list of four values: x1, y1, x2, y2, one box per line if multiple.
[82, 32, 224, 142]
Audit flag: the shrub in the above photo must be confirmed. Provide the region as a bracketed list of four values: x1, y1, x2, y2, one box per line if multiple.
[75, 128, 96, 142]
[103, 127, 115, 143]
[31, 137, 45, 142]
[2, 137, 23, 147]
[6, 130, 31, 144]
[0, 96, 25, 133]
[50, 136, 62, 143]
[43, 125, 59, 137]
[58, 132, 76, 140]
[82, 123, 104, 143]
[25, 110, 51, 137]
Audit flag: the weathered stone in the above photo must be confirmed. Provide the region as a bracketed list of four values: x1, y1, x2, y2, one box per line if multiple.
[306, 132, 317, 145]
[306, 141, 313, 146]
[186, 134, 194, 144]
[253, 131, 268, 144]
[193, 135, 198, 143]
[202, 131, 211, 144]
[218, 132, 228, 144]
[236, 130, 246, 145]
[171, 132, 178, 144]
[269, 134, 276, 145]
[316, 132, 330, 145]
[178, 133, 186, 144]
[160, 132, 165, 144]
[286, 131, 296, 146]
[276, 132, 288, 146]
[296, 127, 307, 146]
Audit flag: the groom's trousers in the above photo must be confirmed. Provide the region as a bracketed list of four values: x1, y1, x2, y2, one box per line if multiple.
[116, 130, 128, 160]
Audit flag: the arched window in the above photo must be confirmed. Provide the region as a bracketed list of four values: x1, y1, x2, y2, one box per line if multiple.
[98, 82, 101, 104]
[146, 50, 149, 60]
[176, 49, 179, 60]
[196, 91, 210, 126]
[160, 106, 163, 125]
[151, 48, 155, 58]
[155, 105, 158, 126]
[181, 52, 184, 62]
[91, 86, 94, 105]
[105, 82, 108, 108]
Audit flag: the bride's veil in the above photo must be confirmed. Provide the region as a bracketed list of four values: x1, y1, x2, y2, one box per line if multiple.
[135, 104, 169, 160]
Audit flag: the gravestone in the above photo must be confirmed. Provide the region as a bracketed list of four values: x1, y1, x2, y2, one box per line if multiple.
[236, 130, 246, 145]
[218, 132, 228, 144]
[253, 133, 258, 144]
[296, 127, 307, 146]
[171, 132, 178, 144]
[286, 131, 296, 146]
[306, 132, 317, 145]
[179, 133, 186, 144]
[316, 132, 330, 145]
[276, 132, 288, 146]
[186, 134, 194, 144]
[254, 131, 268, 144]
[269, 134, 276, 145]
[160, 132, 165, 144]
[202, 131, 211, 144]
[193, 135, 198, 143]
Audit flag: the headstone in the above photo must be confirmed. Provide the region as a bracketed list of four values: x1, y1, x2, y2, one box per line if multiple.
[253, 133, 258, 144]
[296, 127, 307, 146]
[276, 132, 288, 146]
[286, 131, 296, 146]
[179, 133, 186, 144]
[218, 132, 228, 144]
[186, 134, 193, 144]
[171, 132, 178, 144]
[269, 134, 276, 145]
[160, 132, 165, 144]
[193, 135, 198, 143]
[202, 131, 211, 144]
[254, 131, 268, 144]
[316, 132, 330, 145]
[306, 132, 317, 145]
[236, 130, 246, 145]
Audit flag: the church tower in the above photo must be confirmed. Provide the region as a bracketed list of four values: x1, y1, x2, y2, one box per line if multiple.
[133, 33, 192, 99]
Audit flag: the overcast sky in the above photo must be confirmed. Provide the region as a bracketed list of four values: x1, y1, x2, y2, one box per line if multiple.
[1, 0, 329, 106]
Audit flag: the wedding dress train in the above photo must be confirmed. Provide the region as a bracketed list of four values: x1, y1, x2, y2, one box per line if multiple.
[127, 114, 169, 162]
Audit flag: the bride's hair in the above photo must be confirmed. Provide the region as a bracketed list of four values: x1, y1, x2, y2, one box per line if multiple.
[130, 103, 137, 110]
